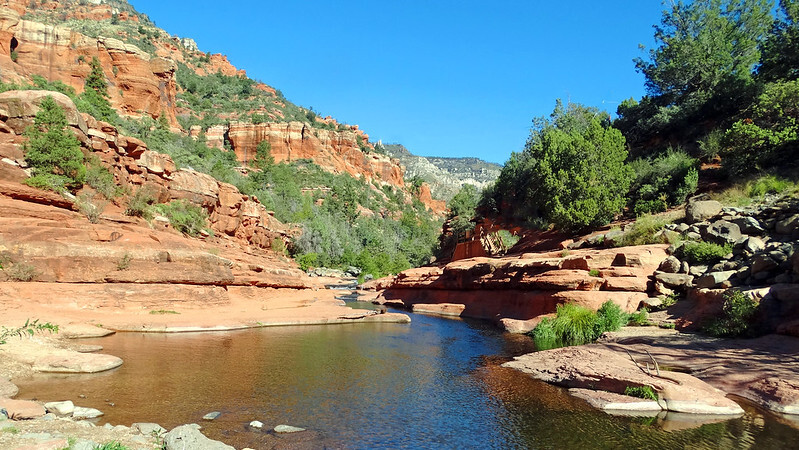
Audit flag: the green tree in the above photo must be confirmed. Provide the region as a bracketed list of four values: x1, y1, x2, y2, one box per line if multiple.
[759, 0, 799, 81]
[485, 101, 632, 231]
[23, 96, 86, 191]
[76, 56, 117, 123]
[252, 139, 274, 170]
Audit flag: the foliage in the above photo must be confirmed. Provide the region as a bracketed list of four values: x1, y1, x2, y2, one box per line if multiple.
[588, 269, 601, 277]
[149, 310, 179, 315]
[758, 0, 799, 82]
[618, 0, 773, 155]
[709, 173, 799, 205]
[439, 184, 480, 258]
[75, 56, 117, 123]
[0, 319, 58, 345]
[612, 214, 676, 247]
[117, 253, 131, 271]
[10, 50, 17, 62]
[85, 155, 122, 199]
[483, 101, 632, 231]
[4, 262, 36, 282]
[624, 385, 658, 400]
[92, 442, 130, 450]
[252, 140, 274, 169]
[627, 309, 650, 326]
[628, 148, 698, 215]
[722, 79, 799, 175]
[76, 192, 108, 223]
[154, 200, 208, 236]
[124, 187, 156, 219]
[23, 96, 86, 192]
[677, 241, 732, 264]
[531, 301, 630, 350]
[704, 289, 760, 337]
[497, 229, 520, 250]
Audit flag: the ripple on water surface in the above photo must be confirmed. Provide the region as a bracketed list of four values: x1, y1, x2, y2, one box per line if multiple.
[14, 311, 799, 449]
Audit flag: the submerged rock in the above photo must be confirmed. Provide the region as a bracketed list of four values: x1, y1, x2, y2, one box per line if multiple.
[202, 411, 221, 420]
[274, 424, 306, 433]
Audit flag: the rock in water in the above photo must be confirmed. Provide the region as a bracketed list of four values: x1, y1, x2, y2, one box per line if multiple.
[274, 424, 306, 433]
[164, 424, 234, 450]
[249, 420, 263, 428]
[202, 411, 221, 420]
[72, 406, 103, 420]
[44, 400, 74, 416]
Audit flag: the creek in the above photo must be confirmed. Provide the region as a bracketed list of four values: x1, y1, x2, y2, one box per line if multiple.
[14, 299, 799, 449]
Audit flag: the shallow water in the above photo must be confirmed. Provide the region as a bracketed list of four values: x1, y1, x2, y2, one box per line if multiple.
[15, 303, 799, 449]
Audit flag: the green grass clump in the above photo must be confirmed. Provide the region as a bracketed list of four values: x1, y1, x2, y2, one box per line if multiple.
[704, 290, 759, 338]
[154, 200, 209, 237]
[93, 442, 130, 450]
[613, 212, 681, 247]
[588, 269, 601, 277]
[677, 241, 731, 265]
[624, 385, 658, 400]
[149, 310, 179, 315]
[531, 301, 631, 350]
[627, 309, 650, 326]
[710, 174, 799, 206]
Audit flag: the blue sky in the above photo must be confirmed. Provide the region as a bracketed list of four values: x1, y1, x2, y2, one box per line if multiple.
[129, 1, 664, 164]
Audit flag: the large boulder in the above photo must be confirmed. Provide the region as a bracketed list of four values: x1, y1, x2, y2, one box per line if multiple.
[702, 220, 742, 246]
[0, 398, 46, 419]
[0, 90, 87, 135]
[685, 200, 722, 224]
[163, 424, 234, 450]
[0, 378, 19, 398]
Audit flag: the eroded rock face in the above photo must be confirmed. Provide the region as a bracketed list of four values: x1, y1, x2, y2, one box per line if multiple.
[378, 245, 667, 325]
[225, 122, 405, 187]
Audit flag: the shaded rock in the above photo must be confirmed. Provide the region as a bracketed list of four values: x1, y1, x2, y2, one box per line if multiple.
[411, 303, 465, 317]
[732, 216, 765, 235]
[686, 200, 722, 224]
[164, 424, 234, 450]
[44, 400, 74, 416]
[658, 256, 681, 274]
[0, 378, 18, 398]
[72, 406, 103, 420]
[695, 271, 737, 289]
[770, 284, 799, 303]
[750, 255, 779, 275]
[655, 273, 694, 289]
[741, 378, 799, 415]
[743, 237, 766, 254]
[0, 398, 46, 419]
[504, 346, 744, 415]
[776, 214, 799, 235]
[274, 424, 306, 433]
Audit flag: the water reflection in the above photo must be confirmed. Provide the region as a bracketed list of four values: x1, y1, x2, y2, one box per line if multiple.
[15, 310, 799, 449]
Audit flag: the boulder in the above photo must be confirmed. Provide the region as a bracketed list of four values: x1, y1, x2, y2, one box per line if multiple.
[741, 378, 799, 415]
[72, 406, 103, 420]
[655, 273, 694, 289]
[694, 271, 737, 289]
[750, 255, 779, 275]
[658, 256, 681, 274]
[731, 216, 765, 235]
[0, 90, 88, 134]
[133, 422, 166, 436]
[743, 237, 766, 254]
[411, 303, 465, 317]
[44, 400, 74, 416]
[164, 424, 234, 450]
[686, 200, 722, 224]
[702, 220, 742, 246]
[776, 214, 799, 235]
[0, 378, 18, 398]
[499, 315, 551, 334]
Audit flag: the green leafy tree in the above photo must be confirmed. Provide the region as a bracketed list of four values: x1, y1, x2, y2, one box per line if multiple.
[23, 96, 86, 192]
[76, 56, 117, 123]
[252, 140, 274, 170]
[485, 101, 632, 231]
[759, 0, 799, 81]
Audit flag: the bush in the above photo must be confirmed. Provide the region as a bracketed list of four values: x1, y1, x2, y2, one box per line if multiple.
[677, 241, 731, 265]
[481, 100, 632, 231]
[531, 301, 630, 350]
[85, 156, 121, 199]
[749, 175, 794, 197]
[23, 96, 86, 191]
[5, 262, 37, 282]
[613, 214, 676, 247]
[627, 309, 649, 326]
[628, 148, 699, 215]
[704, 290, 760, 338]
[154, 200, 208, 236]
[76, 192, 107, 223]
[125, 188, 156, 219]
[624, 385, 658, 400]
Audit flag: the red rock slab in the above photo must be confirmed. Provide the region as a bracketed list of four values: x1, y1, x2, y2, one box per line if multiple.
[0, 398, 46, 419]
[522, 269, 604, 291]
[741, 378, 799, 415]
[411, 303, 466, 317]
[504, 346, 744, 415]
[500, 315, 553, 334]
[569, 388, 662, 412]
[602, 276, 651, 292]
[32, 352, 123, 373]
[0, 377, 19, 398]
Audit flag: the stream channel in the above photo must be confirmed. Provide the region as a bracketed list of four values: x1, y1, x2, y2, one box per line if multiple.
[14, 294, 799, 449]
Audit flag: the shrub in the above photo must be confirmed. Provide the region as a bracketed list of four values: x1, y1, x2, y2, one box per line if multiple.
[125, 187, 156, 219]
[295, 252, 319, 271]
[531, 301, 630, 350]
[23, 96, 86, 191]
[613, 214, 675, 247]
[481, 100, 632, 231]
[624, 385, 658, 400]
[704, 289, 760, 338]
[588, 269, 601, 277]
[678, 241, 731, 265]
[154, 200, 208, 236]
[628, 148, 699, 215]
[627, 309, 649, 326]
[117, 253, 131, 271]
[10, 50, 18, 62]
[76, 192, 107, 223]
[0, 319, 58, 344]
[748, 175, 793, 197]
[5, 262, 36, 282]
[85, 156, 121, 199]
